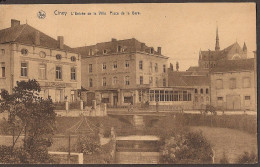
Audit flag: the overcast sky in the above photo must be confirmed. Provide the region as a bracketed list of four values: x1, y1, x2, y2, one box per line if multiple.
[0, 3, 256, 70]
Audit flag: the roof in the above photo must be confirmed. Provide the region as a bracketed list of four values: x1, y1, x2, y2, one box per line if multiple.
[0, 24, 75, 52]
[211, 58, 255, 73]
[73, 38, 168, 58]
[168, 71, 210, 87]
[200, 42, 243, 61]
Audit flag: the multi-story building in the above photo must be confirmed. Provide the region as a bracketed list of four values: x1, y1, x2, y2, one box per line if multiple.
[74, 38, 168, 107]
[210, 58, 256, 111]
[0, 19, 81, 102]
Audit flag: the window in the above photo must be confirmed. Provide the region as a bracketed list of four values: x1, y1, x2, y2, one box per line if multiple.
[195, 89, 198, 94]
[71, 67, 76, 80]
[156, 77, 159, 86]
[229, 78, 236, 89]
[113, 61, 117, 69]
[200, 88, 203, 94]
[139, 61, 143, 70]
[39, 64, 46, 80]
[103, 49, 107, 54]
[245, 96, 250, 100]
[151, 48, 154, 54]
[125, 60, 129, 68]
[1, 63, 5, 78]
[243, 77, 251, 88]
[71, 91, 75, 102]
[216, 79, 223, 89]
[149, 77, 153, 86]
[89, 64, 92, 73]
[124, 96, 132, 103]
[149, 62, 153, 72]
[160, 90, 164, 101]
[56, 66, 62, 79]
[183, 91, 188, 101]
[1, 67, 5, 78]
[125, 76, 130, 85]
[217, 97, 223, 100]
[118, 46, 122, 52]
[21, 48, 28, 56]
[102, 77, 106, 86]
[1, 49, 5, 55]
[113, 76, 117, 85]
[140, 76, 143, 85]
[206, 88, 209, 94]
[102, 63, 106, 70]
[39, 51, 46, 58]
[71, 56, 76, 62]
[89, 78, 93, 87]
[89, 49, 93, 56]
[155, 63, 158, 72]
[163, 64, 166, 73]
[173, 91, 178, 101]
[21, 62, 28, 77]
[56, 54, 62, 60]
[163, 78, 166, 87]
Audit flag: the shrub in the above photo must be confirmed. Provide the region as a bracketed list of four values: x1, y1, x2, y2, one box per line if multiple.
[75, 134, 101, 155]
[236, 151, 257, 164]
[161, 131, 213, 164]
[0, 145, 54, 164]
[219, 151, 229, 164]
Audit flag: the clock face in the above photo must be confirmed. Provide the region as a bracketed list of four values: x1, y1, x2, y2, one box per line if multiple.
[232, 53, 241, 60]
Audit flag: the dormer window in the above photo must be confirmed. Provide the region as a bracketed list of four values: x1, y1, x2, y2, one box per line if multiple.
[56, 54, 62, 60]
[118, 46, 122, 52]
[21, 48, 28, 56]
[103, 49, 107, 54]
[71, 56, 76, 62]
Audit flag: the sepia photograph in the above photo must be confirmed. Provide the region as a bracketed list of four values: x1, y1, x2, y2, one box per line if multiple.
[0, 2, 257, 164]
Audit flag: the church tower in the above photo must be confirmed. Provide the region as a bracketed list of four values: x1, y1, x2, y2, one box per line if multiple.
[215, 26, 220, 51]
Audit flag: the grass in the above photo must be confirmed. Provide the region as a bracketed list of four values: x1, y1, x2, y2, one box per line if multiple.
[190, 126, 257, 163]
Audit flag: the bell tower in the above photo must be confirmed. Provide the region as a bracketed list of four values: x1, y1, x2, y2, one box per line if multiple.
[215, 26, 220, 51]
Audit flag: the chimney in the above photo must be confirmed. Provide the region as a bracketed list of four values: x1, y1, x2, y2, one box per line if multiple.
[34, 31, 40, 45]
[57, 36, 64, 49]
[111, 38, 117, 42]
[157, 47, 161, 54]
[11, 19, 20, 27]
[141, 43, 145, 51]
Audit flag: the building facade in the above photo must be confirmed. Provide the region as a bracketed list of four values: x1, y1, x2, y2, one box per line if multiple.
[167, 71, 210, 110]
[74, 38, 168, 107]
[0, 19, 81, 102]
[210, 58, 256, 111]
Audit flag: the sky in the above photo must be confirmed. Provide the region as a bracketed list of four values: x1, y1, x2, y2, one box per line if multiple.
[0, 3, 256, 70]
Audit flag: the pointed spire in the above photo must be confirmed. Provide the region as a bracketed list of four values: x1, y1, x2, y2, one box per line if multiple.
[215, 24, 220, 51]
[243, 42, 247, 52]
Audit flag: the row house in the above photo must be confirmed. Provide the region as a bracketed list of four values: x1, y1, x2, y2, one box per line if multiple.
[0, 19, 81, 102]
[210, 58, 256, 111]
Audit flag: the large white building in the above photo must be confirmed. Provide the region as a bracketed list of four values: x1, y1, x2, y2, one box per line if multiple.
[0, 19, 81, 102]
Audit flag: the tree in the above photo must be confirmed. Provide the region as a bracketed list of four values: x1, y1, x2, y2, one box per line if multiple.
[0, 79, 56, 163]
